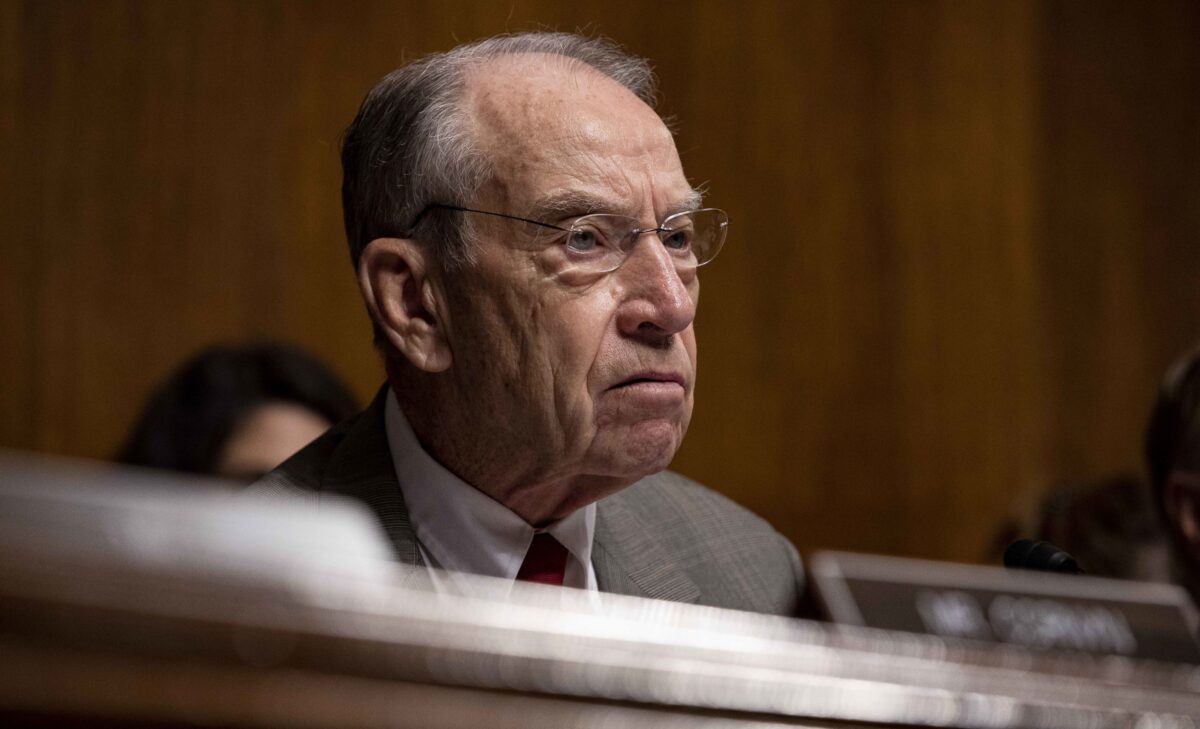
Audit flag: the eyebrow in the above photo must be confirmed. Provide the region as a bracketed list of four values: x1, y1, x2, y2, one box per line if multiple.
[528, 190, 622, 221]
[528, 188, 706, 223]
[670, 189, 706, 216]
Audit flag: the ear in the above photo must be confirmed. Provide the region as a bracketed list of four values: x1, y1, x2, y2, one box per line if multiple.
[1164, 471, 1200, 548]
[357, 237, 452, 373]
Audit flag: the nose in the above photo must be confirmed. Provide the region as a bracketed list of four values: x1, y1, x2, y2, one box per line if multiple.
[614, 237, 697, 342]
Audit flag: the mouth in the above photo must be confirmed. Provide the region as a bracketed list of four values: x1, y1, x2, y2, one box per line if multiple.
[609, 371, 687, 390]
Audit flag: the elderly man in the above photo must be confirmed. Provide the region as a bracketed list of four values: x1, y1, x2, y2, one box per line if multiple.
[261, 32, 803, 614]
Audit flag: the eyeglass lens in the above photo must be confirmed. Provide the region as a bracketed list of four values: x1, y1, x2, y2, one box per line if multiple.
[563, 208, 728, 272]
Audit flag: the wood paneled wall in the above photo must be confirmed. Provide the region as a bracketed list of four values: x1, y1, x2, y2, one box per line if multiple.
[3, 1, 1199, 563]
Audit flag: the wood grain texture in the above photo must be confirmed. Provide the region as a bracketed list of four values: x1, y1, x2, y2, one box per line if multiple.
[3, 0, 1198, 563]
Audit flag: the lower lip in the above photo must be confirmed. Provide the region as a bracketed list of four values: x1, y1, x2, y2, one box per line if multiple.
[609, 380, 686, 404]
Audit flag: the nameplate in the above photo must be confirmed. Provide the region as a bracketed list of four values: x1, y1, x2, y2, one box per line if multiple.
[809, 551, 1200, 664]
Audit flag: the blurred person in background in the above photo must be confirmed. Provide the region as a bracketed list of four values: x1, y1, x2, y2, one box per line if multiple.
[117, 343, 360, 484]
[1030, 475, 1172, 582]
[1146, 346, 1200, 602]
[987, 475, 1172, 582]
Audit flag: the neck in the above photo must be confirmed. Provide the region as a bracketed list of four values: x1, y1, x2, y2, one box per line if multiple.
[388, 369, 628, 526]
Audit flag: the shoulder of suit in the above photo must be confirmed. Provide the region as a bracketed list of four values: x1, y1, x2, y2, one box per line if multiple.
[610, 470, 805, 613]
[618, 470, 782, 535]
[611, 470, 801, 571]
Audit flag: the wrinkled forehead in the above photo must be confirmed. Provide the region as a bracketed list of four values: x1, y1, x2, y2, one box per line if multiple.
[462, 53, 691, 213]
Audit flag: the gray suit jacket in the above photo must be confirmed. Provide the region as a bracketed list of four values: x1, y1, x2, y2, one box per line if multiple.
[256, 388, 804, 616]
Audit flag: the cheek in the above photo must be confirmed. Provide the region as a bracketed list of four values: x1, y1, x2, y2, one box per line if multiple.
[448, 267, 541, 374]
[682, 325, 698, 366]
[470, 281, 613, 430]
[553, 295, 618, 398]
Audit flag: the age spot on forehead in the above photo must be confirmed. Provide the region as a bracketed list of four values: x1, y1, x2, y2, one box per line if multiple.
[467, 55, 670, 152]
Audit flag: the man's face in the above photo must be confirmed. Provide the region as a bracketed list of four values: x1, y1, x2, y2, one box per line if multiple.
[437, 55, 700, 513]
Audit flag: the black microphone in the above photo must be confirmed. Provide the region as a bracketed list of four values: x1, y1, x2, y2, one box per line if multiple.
[1003, 539, 1084, 575]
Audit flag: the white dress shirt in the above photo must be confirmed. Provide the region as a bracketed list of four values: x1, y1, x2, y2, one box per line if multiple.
[384, 390, 597, 595]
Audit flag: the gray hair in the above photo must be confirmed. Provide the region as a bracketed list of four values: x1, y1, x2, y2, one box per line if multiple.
[341, 32, 659, 270]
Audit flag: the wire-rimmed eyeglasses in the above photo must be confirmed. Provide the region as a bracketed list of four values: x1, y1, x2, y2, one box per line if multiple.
[410, 204, 729, 274]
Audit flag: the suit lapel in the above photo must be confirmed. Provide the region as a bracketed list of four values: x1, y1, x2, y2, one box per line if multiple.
[593, 484, 700, 604]
[321, 386, 425, 568]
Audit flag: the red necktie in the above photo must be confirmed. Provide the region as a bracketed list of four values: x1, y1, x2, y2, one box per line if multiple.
[516, 532, 568, 585]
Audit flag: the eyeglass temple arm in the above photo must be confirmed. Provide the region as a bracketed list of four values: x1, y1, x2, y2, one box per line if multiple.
[406, 204, 567, 235]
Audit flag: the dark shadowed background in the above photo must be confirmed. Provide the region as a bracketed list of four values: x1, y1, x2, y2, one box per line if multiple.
[3, 0, 1199, 564]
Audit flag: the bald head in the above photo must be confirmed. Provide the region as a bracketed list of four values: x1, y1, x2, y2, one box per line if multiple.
[462, 53, 691, 236]
[465, 52, 669, 153]
[341, 33, 661, 270]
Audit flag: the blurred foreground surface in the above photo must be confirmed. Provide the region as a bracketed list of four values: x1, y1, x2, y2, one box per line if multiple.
[3, 453, 1200, 727]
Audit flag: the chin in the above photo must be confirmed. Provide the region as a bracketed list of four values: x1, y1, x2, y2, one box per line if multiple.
[599, 420, 683, 480]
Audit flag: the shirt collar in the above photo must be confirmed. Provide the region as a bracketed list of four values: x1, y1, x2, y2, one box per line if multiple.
[383, 389, 595, 588]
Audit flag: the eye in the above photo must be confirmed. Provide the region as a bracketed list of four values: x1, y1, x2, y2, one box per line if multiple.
[565, 228, 597, 251]
[661, 227, 694, 251]
[564, 223, 611, 253]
